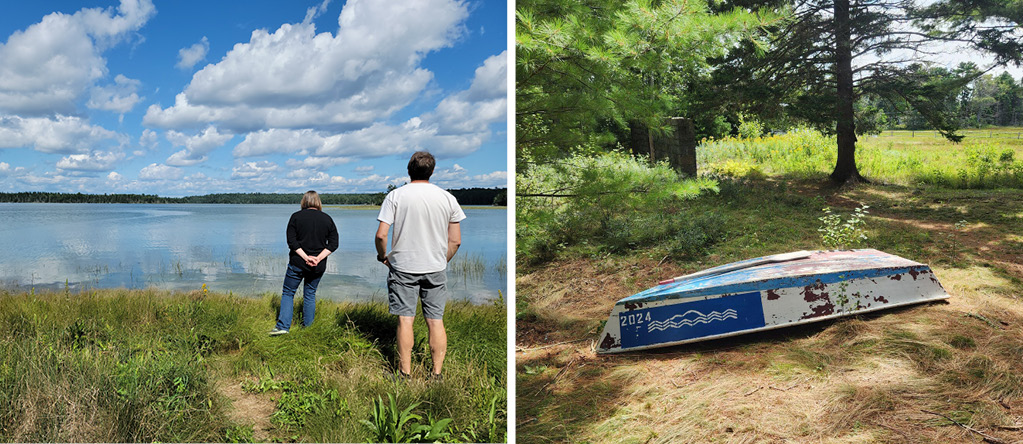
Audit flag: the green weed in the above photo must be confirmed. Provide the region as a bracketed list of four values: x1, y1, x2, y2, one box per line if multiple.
[818, 205, 870, 249]
[360, 393, 453, 443]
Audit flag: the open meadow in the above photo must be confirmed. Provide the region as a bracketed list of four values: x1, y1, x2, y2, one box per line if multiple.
[0, 288, 506, 443]
[516, 131, 1023, 443]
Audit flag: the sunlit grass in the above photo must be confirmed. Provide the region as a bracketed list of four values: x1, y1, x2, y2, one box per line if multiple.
[698, 127, 1023, 188]
[0, 288, 507, 442]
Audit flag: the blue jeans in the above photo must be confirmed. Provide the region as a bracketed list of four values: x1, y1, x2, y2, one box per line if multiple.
[275, 264, 323, 330]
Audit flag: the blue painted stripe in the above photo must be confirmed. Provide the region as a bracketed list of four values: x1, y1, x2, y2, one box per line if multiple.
[619, 291, 765, 349]
[618, 265, 926, 305]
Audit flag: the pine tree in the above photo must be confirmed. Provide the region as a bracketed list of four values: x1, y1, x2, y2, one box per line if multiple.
[515, 0, 776, 165]
[711, 0, 1023, 184]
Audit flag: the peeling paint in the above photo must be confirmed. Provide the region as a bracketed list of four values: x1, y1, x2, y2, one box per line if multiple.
[600, 333, 619, 350]
[624, 301, 644, 311]
[766, 289, 781, 300]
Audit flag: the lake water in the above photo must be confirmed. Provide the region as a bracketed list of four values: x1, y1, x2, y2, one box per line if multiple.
[0, 204, 507, 304]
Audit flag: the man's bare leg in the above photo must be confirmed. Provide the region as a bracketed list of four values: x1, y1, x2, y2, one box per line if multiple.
[425, 318, 447, 375]
[397, 316, 415, 375]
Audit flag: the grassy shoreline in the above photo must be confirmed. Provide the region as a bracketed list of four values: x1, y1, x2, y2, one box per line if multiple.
[0, 288, 506, 442]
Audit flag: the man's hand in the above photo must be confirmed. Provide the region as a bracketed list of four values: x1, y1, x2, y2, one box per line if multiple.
[306, 257, 320, 267]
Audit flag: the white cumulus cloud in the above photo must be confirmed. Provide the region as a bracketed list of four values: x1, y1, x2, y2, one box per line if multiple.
[165, 125, 232, 166]
[139, 128, 158, 148]
[144, 0, 469, 132]
[87, 74, 142, 113]
[56, 150, 124, 172]
[0, 115, 122, 154]
[232, 160, 280, 180]
[422, 51, 507, 137]
[176, 36, 209, 70]
[234, 128, 323, 157]
[285, 156, 354, 170]
[139, 163, 182, 180]
[0, 0, 155, 116]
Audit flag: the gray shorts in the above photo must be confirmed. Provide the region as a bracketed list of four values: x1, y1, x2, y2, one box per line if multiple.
[387, 268, 448, 319]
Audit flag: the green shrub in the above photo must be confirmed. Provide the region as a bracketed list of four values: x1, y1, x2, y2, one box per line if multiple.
[818, 205, 870, 249]
[517, 149, 719, 263]
[737, 113, 764, 139]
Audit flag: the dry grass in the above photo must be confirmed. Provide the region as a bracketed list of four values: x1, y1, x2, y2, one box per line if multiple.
[517, 181, 1023, 444]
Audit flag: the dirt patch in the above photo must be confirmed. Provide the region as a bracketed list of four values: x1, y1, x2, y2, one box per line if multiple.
[217, 378, 276, 442]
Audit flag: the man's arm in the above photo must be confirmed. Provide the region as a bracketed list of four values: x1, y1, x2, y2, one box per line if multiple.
[446, 222, 461, 262]
[375, 221, 391, 265]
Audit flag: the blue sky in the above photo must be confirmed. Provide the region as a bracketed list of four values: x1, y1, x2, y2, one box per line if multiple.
[0, 0, 508, 196]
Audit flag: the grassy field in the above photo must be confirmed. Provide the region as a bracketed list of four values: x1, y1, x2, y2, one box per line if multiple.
[698, 127, 1023, 189]
[516, 131, 1023, 443]
[0, 288, 506, 442]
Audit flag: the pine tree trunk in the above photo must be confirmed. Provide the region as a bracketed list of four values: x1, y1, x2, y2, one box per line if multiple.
[830, 0, 863, 184]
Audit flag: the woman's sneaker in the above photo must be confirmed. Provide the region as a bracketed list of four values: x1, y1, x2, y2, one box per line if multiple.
[269, 328, 289, 336]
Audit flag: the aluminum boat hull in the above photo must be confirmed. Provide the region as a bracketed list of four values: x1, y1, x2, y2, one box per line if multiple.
[597, 249, 949, 354]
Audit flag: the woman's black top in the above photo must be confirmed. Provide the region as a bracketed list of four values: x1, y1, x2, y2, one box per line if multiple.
[286, 208, 339, 273]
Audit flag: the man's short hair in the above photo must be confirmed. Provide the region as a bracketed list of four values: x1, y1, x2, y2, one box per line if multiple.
[407, 151, 435, 181]
[300, 190, 322, 210]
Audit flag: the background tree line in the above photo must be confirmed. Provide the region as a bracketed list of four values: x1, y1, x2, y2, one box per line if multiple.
[0, 188, 507, 206]
[868, 66, 1023, 131]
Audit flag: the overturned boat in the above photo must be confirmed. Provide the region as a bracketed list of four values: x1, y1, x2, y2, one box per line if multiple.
[597, 249, 949, 354]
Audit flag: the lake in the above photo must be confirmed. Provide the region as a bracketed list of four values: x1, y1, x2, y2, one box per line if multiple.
[0, 203, 507, 304]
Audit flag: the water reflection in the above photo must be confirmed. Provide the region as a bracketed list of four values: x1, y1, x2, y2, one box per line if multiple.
[0, 203, 506, 303]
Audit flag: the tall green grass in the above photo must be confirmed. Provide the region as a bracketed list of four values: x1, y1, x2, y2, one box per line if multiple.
[698, 128, 1023, 188]
[0, 288, 506, 442]
[517, 150, 722, 265]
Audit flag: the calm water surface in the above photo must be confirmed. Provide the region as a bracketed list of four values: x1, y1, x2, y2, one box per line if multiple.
[0, 204, 506, 303]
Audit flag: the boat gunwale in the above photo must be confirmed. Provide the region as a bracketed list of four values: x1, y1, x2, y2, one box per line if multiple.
[617, 264, 937, 306]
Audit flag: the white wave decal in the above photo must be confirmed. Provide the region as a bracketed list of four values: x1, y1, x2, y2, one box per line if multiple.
[647, 309, 738, 332]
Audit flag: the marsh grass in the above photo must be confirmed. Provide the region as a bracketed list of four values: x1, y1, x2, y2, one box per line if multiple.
[0, 288, 506, 442]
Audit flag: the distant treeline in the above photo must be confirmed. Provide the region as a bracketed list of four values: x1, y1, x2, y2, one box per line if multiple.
[0, 188, 508, 206]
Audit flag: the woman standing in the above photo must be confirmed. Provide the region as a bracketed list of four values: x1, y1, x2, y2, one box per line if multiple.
[270, 190, 338, 336]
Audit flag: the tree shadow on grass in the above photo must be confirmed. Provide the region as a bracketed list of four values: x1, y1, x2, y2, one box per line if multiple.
[516, 302, 947, 443]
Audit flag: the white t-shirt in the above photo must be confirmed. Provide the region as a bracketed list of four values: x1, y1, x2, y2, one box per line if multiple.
[377, 182, 466, 274]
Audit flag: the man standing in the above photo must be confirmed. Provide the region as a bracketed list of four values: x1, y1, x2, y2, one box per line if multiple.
[375, 151, 465, 379]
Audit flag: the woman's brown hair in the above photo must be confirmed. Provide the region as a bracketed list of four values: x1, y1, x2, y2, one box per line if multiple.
[300, 190, 322, 210]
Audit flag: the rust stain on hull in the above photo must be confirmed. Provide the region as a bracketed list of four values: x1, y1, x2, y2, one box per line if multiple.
[600, 333, 619, 350]
[624, 301, 644, 311]
[800, 279, 834, 319]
